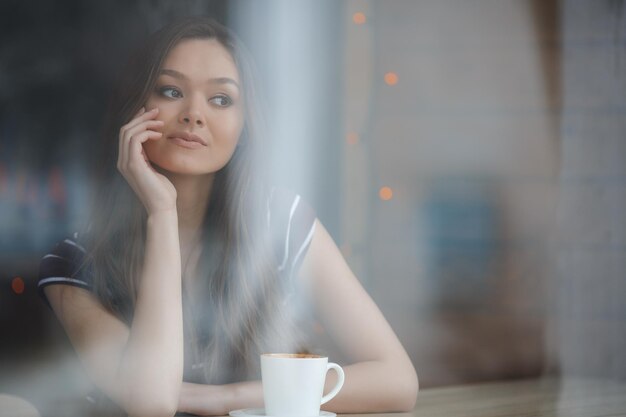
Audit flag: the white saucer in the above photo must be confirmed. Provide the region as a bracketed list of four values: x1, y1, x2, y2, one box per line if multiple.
[229, 408, 336, 417]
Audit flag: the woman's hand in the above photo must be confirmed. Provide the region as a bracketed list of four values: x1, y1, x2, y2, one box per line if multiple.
[117, 107, 177, 215]
[178, 381, 264, 416]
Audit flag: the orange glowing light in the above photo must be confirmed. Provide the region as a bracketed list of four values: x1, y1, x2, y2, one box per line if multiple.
[379, 186, 393, 201]
[12, 277, 25, 295]
[353, 12, 366, 25]
[384, 72, 398, 86]
[346, 132, 359, 145]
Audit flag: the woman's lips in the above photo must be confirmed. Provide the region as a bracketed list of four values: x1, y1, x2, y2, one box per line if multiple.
[168, 136, 205, 149]
[167, 131, 208, 149]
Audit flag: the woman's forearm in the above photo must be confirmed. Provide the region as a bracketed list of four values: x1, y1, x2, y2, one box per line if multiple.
[178, 381, 263, 416]
[177, 359, 418, 416]
[118, 209, 184, 415]
[322, 360, 418, 413]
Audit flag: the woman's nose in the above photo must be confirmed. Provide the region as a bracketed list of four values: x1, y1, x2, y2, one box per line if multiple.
[181, 114, 204, 126]
[179, 100, 205, 127]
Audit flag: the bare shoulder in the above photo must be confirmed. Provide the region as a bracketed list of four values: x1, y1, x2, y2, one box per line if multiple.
[299, 218, 359, 291]
[298, 219, 416, 368]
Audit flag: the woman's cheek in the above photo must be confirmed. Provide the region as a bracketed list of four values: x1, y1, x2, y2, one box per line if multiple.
[144, 97, 172, 117]
[142, 140, 161, 164]
[143, 97, 158, 112]
[223, 111, 245, 143]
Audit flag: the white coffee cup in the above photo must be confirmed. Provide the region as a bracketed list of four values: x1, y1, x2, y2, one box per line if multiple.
[261, 353, 345, 417]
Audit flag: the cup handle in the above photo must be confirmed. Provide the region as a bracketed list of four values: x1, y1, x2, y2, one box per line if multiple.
[320, 362, 345, 405]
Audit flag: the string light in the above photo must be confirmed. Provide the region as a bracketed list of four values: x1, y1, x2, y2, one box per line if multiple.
[353, 12, 366, 25]
[379, 186, 393, 201]
[11, 277, 25, 295]
[384, 72, 398, 86]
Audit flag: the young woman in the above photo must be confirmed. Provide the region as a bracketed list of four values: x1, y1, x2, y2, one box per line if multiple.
[38, 16, 418, 417]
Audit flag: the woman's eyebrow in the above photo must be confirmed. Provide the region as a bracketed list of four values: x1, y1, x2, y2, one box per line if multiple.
[160, 68, 240, 90]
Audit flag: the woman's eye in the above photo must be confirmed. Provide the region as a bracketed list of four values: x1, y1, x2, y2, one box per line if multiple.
[158, 86, 182, 99]
[210, 95, 232, 107]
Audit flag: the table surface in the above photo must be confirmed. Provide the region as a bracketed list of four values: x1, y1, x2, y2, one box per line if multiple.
[5, 376, 625, 416]
[347, 377, 626, 417]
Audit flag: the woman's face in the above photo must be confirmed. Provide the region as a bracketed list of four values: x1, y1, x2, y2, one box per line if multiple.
[143, 38, 244, 176]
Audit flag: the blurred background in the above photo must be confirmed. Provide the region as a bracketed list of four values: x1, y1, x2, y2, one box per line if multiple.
[1, 0, 625, 413]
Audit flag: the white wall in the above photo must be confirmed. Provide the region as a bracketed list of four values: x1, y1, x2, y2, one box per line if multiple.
[341, 0, 559, 386]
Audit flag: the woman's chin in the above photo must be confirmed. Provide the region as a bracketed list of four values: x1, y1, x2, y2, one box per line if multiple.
[149, 158, 219, 177]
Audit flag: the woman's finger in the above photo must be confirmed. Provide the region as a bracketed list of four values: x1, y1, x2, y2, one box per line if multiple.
[120, 119, 163, 167]
[118, 109, 147, 171]
[132, 129, 162, 146]
[122, 107, 159, 133]
[123, 120, 164, 142]
[126, 130, 162, 171]
[119, 117, 162, 170]
[119, 107, 153, 147]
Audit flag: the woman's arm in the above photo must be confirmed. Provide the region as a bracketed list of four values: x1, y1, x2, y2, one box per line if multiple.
[46, 211, 183, 417]
[46, 107, 184, 417]
[300, 219, 418, 413]
[177, 381, 263, 416]
[176, 218, 418, 415]
[114, 106, 184, 415]
[119, 209, 184, 415]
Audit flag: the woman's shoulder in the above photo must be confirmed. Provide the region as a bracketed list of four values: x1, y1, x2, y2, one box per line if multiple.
[266, 186, 317, 278]
[37, 232, 93, 306]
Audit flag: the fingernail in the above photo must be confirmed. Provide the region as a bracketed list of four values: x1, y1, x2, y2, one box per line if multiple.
[151, 108, 159, 112]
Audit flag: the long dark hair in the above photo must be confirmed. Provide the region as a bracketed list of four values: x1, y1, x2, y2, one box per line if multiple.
[84, 16, 302, 384]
